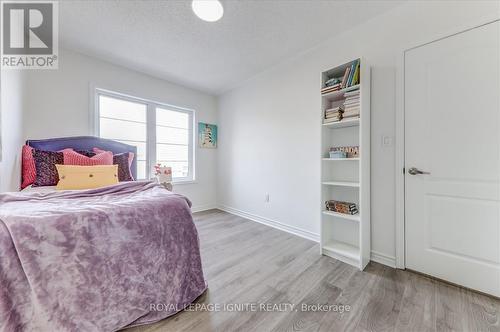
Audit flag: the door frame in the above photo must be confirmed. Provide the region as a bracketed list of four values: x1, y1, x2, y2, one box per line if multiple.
[394, 17, 500, 269]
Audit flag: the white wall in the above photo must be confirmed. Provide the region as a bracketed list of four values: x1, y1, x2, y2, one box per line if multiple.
[0, 70, 25, 192]
[217, 1, 499, 263]
[22, 49, 217, 210]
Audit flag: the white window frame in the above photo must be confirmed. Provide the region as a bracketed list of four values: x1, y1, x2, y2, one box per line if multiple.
[92, 87, 195, 183]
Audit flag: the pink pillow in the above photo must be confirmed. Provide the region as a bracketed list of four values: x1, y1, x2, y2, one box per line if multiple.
[93, 147, 134, 167]
[21, 145, 37, 189]
[62, 148, 113, 166]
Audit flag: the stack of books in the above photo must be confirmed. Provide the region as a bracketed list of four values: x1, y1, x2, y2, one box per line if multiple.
[340, 59, 360, 88]
[323, 106, 342, 124]
[321, 83, 341, 95]
[325, 200, 358, 215]
[342, 89, 360, 119]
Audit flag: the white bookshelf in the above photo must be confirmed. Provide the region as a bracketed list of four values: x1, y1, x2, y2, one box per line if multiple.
[320, 58, 370, 270]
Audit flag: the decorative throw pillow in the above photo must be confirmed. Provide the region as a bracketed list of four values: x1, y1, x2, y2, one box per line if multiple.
[62, 148, 113, 166]
[32, 149, 64, 187]
[74, 150, 96, 158]
[21, 145, 37, 189]
[56, 165, 119, 190]
[93, 148, 134, 181]
[113, 153, 134, 181]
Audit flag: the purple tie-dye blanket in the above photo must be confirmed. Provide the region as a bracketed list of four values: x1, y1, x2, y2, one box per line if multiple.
[0, 181, 207, 331]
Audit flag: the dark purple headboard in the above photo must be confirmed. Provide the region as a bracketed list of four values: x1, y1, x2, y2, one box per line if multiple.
[26, 136, 138, 179]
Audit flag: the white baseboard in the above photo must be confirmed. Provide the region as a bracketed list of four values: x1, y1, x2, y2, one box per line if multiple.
[370, 250, 396, 268]
[191, 204, 217, 213]
[217, 205, 320, 242]
[214, 205, 397, 269]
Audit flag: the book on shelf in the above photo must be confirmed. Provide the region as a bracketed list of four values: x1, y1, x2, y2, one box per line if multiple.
[343, 109, 359, 114]
[325, 106, 342, 112]
[344, 91, 359, 97]
[342, 109, 359, 118]
[343, 101, 360, 108]
[344, 95, 359, 102]
[325, 116, 342, 121]
[342, 114, 360, 120]
[347, 62, 355, 87]
[339, 116, 358, 122]
[343, 109, 360, 115]
[343, 107, 360, 113]
[352, 60, 360, 86]
[341, 67, 351, 88]
[325, 200, 358, 215]
[322, 83, 341, 90]
[321, 83, 341, 94]
[325, 108, 342, 115]
[325, 116, 341, 121]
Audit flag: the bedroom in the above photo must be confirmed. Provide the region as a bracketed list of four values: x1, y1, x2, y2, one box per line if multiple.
[0, 0, 499, 331]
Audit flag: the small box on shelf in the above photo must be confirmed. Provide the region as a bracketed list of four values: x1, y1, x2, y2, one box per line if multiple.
[329, 151, 347, 159]
[330, 146, 359, 158]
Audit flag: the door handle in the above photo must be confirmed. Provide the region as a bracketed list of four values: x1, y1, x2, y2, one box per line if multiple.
[408, 167, 430, 175]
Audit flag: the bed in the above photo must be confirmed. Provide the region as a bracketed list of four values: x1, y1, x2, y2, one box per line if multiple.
[0, 137, 207, 331]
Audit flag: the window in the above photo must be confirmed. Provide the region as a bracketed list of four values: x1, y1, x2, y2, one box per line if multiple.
[95, 89, 194, 182]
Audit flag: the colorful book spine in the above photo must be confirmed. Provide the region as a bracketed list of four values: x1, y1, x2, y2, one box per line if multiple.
[347, 62, 355, 87]
[341, 67, 350, 88]
[352, 61, 360, 86]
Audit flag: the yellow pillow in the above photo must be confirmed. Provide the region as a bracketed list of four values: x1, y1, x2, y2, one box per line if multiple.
[56, 165, 119, 190]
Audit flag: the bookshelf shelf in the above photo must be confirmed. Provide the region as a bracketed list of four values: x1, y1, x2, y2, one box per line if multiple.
[323, 118, 359, 129]
[322, 240, 360, 266]
[322, 181, 360, 187]
[322, 210, 360, 222]
[321, 84, 360, 101]
[322, 158, 359, 161]
[320, 58, 370, 270]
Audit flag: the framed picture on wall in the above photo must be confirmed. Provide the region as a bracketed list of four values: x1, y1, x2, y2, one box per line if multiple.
[198, 122, 217, 148]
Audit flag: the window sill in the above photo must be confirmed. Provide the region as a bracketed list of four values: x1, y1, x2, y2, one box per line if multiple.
[172, 180, 197, 185]
[148, 178, 196, 185]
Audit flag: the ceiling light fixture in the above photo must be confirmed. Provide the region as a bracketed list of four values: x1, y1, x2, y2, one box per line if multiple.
[192, 0, 224, 22]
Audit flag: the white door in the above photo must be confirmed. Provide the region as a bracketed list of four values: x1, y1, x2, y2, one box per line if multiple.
[405, 21, 500, 296]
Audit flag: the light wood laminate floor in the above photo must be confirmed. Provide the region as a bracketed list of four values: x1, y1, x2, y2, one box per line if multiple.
[127, 209, 500, 332]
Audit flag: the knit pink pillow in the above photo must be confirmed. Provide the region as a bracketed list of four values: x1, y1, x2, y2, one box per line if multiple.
[62, 148, 113, 166]
[21, 145, 37, 189]
[93, 148, 134, 167]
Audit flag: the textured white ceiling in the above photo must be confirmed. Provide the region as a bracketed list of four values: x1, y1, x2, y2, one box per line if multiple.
[60, 0, 402, 95]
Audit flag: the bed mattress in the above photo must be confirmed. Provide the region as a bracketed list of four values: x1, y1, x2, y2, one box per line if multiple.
[0, 181, 207, 331]
[20, 185, 57, 193]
